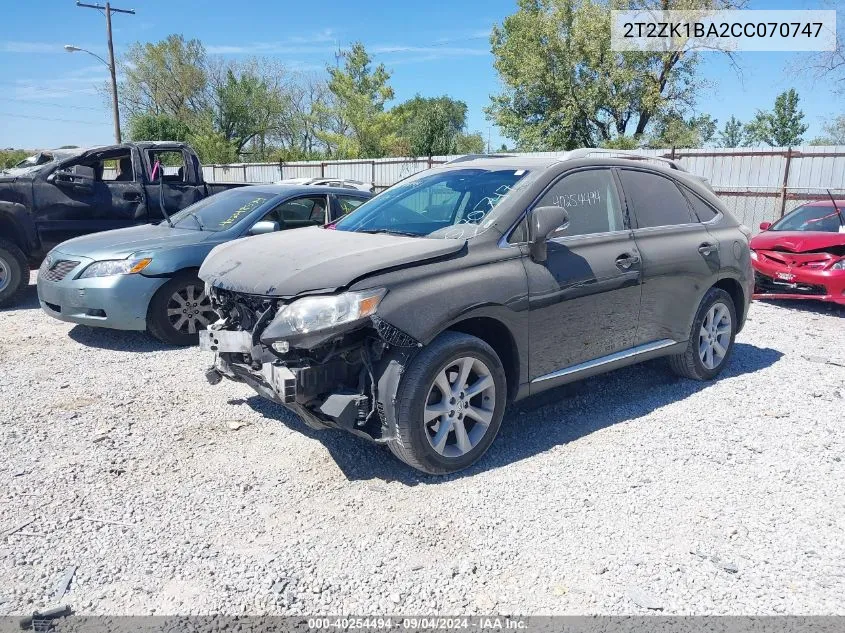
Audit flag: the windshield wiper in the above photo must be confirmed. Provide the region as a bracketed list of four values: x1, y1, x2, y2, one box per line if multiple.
[187, 212, 204, 231]
[358, 229, 420, 237]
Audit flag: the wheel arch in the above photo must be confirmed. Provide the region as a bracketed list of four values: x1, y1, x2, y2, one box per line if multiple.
[712, 277, 745, 324]
[440, 315, 521, 401]
[0, 202, 35, 255]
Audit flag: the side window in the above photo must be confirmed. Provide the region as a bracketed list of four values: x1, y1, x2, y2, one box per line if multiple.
[335, 195, 367, 220]
[274, 196, 328, 223]
[101, 153, 134, 182]
[618, 170, 696, 228]
[147, 150, 187, 183]
[683, 187, 719, 222]
[536, 169, 623, 237]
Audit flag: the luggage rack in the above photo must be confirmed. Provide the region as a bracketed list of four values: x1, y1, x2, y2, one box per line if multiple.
[561, 148, 686, 171]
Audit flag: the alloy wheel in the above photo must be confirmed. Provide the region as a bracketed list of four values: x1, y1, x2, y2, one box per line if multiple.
[0, 256, 9, 293]
[698, 302, 732, 370]
[423, 356, 497, 458]
[166, 283, 216, 335]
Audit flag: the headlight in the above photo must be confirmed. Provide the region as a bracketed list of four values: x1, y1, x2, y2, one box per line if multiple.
[268, 289, 386, 337]
[79, 258, 152, 279]
[832, 259, 845, 270]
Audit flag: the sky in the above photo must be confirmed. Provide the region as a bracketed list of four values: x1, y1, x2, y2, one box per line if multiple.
[0, 0, 841, 151]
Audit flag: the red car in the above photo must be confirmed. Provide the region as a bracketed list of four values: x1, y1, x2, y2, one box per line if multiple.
[750, 200, 845, 305]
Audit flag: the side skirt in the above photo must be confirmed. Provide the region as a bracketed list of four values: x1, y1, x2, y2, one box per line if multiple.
[526, 339, 685, 396]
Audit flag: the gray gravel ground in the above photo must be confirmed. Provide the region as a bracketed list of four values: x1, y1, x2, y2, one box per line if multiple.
[1, 273, 844, 616]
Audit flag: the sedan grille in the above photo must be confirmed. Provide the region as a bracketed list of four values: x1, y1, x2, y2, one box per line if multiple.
[755, 272, 826, 296]
[41, 260, 80, 282]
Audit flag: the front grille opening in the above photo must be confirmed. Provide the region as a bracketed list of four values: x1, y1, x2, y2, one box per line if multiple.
[85, 309, 107, 318]
[42, 260, 79, 282]
[755, 272, 827, 296]
[44, 301, 61, 313]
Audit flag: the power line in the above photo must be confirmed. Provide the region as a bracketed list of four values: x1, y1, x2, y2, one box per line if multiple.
[0, 112, 106, 126]
[0, 97, 103, 112]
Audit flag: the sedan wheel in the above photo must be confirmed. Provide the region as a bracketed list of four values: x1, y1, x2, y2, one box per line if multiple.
[698, 302, 732, 370]
[424, 356, 496, 458]
[166, 283, 215, 336]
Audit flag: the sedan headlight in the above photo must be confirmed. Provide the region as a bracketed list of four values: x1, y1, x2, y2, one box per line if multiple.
[831, 258, 845, 270]
[79, 258, 152, 279]
[268, 289, 386, 337]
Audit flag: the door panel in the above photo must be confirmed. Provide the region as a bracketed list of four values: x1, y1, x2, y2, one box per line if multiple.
[33, 173, 145, 252]
[524, 232, 642, 383]
[617, 169, 720, 345]
[523, 168, 642, 385]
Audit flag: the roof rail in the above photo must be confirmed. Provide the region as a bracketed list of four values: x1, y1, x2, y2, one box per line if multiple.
[562, 148, 686, 171]
[444, 153, 515, 164]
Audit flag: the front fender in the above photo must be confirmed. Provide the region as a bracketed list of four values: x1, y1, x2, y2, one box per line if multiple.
[0, 201, 37, 251]
[138, 243, 217, 278]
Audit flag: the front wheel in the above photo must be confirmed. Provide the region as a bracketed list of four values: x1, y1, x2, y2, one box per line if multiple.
[387, 332, 507, 475]
[147, 273, 217, 346]
[668, 287, 737, 381]
[0, 240, 29, 308]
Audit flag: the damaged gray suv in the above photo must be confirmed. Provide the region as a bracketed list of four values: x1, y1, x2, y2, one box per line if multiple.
[199, 151, 753, 474]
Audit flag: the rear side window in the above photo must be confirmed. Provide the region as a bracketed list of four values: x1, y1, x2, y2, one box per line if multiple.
[536, 169, 624, 237]
[335, 195, 367, 219]
[683, 188, 719, 222]
[619, 170, 695, 228]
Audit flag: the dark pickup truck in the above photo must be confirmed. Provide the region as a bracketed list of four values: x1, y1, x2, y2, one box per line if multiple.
[0, 141, 245, 306]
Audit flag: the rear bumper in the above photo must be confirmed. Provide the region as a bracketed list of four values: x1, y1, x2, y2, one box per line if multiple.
[37, 265, 168, 330]
[752, 260, 845, 306]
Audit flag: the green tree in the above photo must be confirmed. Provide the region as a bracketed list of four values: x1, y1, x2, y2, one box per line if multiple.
[319, 43, 396, 158]
[127, 113, 191, 142]
[393, 95, 469, 157]
[0, 149, 29, 169]
[808, 114, 845, 145]
[717, 116, 747, 147]
[487, 0, 727, 150]
[744, 89, 808, 147]
[454, 132, 486, 154]
[649, 113, 717, 148]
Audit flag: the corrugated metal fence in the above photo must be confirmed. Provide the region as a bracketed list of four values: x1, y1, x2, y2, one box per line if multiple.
[202, 146, 845, 231]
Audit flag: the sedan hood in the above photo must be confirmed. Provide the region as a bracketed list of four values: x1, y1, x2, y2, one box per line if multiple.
[54, 224, 212, 260]
[200, 226, 465, 296]
[751, 230, 845, 253]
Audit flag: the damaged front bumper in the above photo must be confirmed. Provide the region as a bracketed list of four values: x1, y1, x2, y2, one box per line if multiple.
[198, 299, 419, 443]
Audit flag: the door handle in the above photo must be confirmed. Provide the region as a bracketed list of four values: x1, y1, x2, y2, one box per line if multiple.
[698, 242, 716, 256]
[123, 191, 142, 202]
[615, 253, 640, 270]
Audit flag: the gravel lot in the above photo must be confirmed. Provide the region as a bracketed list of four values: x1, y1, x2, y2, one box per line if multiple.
[1, 272, 844, 616]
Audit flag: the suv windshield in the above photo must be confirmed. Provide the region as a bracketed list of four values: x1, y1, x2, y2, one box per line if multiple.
[168, 189, 273, 232]
[333, 168, 531, 238]
[771, 204, 845, 233]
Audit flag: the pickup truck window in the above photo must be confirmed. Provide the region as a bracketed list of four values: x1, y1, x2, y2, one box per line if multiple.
[333, 168, 532, 238]
[168, 189, 272, 231]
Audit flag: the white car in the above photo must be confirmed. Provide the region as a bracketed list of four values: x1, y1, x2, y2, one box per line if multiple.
[275, 177, 374, 193]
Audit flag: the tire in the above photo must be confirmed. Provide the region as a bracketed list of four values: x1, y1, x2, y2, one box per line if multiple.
[387, 331, 507, 475]
[147, 272, 217, 346]
[0, 239, 29, 308]
[669, 287, 737, 381]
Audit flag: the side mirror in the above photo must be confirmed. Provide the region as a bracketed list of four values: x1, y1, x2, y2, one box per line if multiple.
[528, 205, 570, 262]
[248, 220, 279, 235]
[759, 221, 772, 231]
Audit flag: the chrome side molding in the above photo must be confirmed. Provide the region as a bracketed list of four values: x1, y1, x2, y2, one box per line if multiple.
[531, 339, 678, 384]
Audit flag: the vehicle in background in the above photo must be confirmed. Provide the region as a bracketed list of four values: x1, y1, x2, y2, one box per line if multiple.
[37, 185, 371, 345]
[751, 200, 845, 306]
[276, 176, 374, 192]
[0, 141, 247, 307]
[198, 150, 753, 474]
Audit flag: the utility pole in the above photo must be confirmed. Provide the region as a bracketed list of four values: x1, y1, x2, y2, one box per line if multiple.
[76, 1, 135, 143]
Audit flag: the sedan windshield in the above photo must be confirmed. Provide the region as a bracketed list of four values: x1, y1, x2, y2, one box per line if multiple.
[333, 168, 531, 238]
[168, 189, 273, 232]
[771, 204, 845, 233]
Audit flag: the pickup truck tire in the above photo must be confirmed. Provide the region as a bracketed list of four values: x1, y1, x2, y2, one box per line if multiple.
[669, 287, 737, 381]
[0, 239, 29, 308]
[147, 272, 216, 346]
[387, 332, 507, 475]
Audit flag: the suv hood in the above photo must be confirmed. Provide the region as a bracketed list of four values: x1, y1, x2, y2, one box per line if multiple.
[200, 226, 465, 296]
[54, 224, 213, 260]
